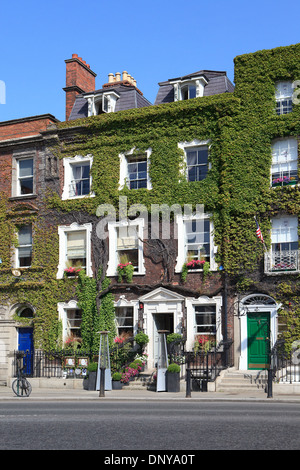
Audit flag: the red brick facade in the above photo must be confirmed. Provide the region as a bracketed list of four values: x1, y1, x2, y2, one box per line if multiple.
[0, 114, 58, 142]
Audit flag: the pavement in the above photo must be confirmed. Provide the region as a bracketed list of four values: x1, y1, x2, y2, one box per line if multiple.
[1, 384, 300, 402]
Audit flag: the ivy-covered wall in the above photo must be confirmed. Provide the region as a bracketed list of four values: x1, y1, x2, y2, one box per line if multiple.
[1, 42, 300, 351]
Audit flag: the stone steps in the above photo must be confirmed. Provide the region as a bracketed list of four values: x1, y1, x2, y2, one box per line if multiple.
[216, 369, 268, 393]
[124, 369, 156, 391]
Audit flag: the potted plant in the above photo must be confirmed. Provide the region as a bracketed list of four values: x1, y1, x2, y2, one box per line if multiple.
[166, 363, 181, 392]
[112, 372, 123, 390]
[85, 362, 98, 390]
[134, 332, 149, 351]
[117, 255, 135, 283]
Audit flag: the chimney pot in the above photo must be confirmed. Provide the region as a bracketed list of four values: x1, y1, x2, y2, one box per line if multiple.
[115, 72, 121, 81]
[108, 73, 114, 83]
[72, 53, 78, 58]
[122, 71, 128, 81]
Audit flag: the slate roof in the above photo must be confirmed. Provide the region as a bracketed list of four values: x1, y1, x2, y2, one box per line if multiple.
[154, 70, 234, 105]
[68, 84, 152, 120]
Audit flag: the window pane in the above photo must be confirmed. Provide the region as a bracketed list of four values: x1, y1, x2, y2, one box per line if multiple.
[138, 161, 147, 172]
[115, 307, 134, 336]
[197, 148, 208, 164]
[186, 147, 208, 182]
[137, 179, 147, 188]
[19, 226, 32, 245]
[20, 178, 33, 194]
[118, 249, 138, 268]
[195, 305, 216, 334]
[66, 231, 86, 265]
[187, 151, 197, 166]
[128, 162, 137, 174]
[271, 217, 298, 244]
[189, 85, 196, 99]
[66, 309, 82, 337]
[19, 159, 33, 177]
[182, 86, 189, 100]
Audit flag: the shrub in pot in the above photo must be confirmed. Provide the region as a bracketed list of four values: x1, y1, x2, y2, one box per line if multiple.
[134, 332, 149, 351]
[112, 372, 123, 390]
[86, 362, 98, 391]
[166, 363, 180, 392]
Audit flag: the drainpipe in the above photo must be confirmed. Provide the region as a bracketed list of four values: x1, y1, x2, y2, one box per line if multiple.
[223, 269, 228, 367]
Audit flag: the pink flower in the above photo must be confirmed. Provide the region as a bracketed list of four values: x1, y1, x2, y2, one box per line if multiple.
[114, 337, 124, 344]
[117, 262, 132, 269]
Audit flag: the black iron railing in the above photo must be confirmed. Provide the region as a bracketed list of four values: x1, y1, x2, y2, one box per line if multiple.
[13, 349, 95, 378]
[13, 337, 139, 379]
[185, 339, 234, 394]
[267, 339, 300, 397]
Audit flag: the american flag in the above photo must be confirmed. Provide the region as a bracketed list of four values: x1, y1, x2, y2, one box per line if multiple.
[255, 217, 264, 243]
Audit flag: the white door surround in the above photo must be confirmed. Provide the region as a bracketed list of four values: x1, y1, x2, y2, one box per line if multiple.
[139, 288, 185, 368]
[238, 294, 280, 370]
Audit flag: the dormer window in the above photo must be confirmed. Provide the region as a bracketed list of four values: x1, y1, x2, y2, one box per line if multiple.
[86, 91, 119, 116]
[181, 83, 197, 100]
[172, 76, 208, 102]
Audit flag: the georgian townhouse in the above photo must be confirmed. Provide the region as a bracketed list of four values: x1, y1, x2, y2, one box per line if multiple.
[0, 43, 299, 387]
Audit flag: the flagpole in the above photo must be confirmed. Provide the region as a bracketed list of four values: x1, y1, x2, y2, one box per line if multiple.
[254, 216, 267, 251]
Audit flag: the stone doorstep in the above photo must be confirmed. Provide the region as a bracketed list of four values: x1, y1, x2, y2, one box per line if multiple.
[215, 368, 268, 393]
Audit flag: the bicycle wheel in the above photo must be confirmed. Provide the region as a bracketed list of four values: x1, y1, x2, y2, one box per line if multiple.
[12, 378, 32, 397]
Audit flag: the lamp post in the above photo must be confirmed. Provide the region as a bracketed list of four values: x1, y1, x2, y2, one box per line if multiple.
[219, 265, 229, 366]
[96, 331, 112, 397]
[156, 330, 169, 392]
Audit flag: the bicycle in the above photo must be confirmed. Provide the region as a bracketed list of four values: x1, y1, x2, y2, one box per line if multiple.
[12, 367, 32, 397]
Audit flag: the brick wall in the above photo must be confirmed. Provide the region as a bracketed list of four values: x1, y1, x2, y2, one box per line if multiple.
[0, 115, 58, 142]
[0, 150, 12, 195]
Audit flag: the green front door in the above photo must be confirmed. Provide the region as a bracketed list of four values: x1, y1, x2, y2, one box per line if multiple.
[247, 312, 270, 370]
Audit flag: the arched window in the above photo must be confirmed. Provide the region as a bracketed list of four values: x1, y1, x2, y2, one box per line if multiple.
[18, 306, 34, 318]
[241, 294, 277, 307]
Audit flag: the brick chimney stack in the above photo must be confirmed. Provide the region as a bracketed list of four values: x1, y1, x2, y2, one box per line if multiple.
[63, 54, 97, 121]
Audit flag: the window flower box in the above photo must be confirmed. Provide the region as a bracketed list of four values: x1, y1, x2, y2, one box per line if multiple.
[272, 176, 297, 187]
[185, 259, 206, 269]
[181, 260, 210, 282]
[64, 267, 83, 277]
[117, 262, 134, 283]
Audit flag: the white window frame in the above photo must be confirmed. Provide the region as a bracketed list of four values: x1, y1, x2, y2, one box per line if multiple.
[57, 222, 92, 279]
[175, 212, 217, 273]
[185, 296, 223, 351]
[86, 91, 119, 116]
[11, 152, 35, 198]
[17, 158, 34, 196]
[119, 147, 152, 190]
[57, 300, 82, 344]
[271, 137, 298, 187]
[15, 224, 32, 268]
[178, 139, 210, 182]
[106, 218, 145, 277]
[114, 296, 139, 338]
[275, 81, 293, 115]
[265, 216, 299, 274]
[172, 77, 208, 102]
[62, 154, 94, 200]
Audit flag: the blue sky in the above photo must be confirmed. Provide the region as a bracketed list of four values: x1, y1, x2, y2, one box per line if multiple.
[1, 0, 300, 122]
